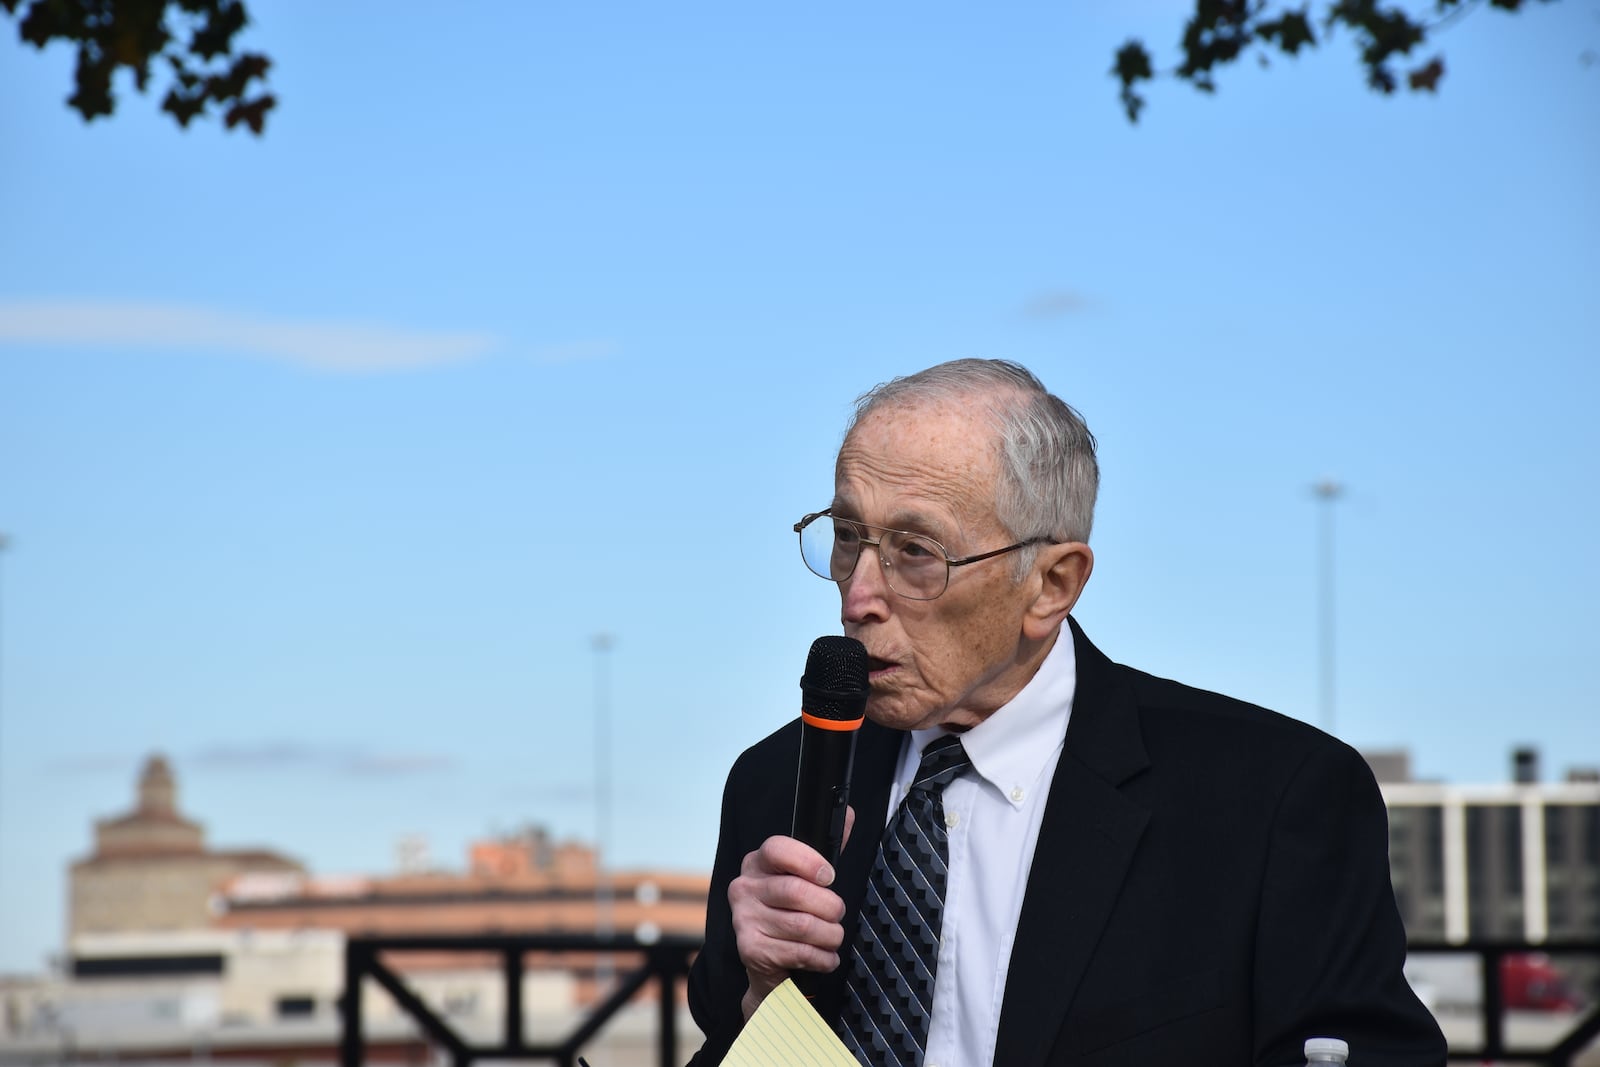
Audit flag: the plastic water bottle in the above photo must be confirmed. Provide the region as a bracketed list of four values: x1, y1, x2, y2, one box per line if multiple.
[1304, 1036, 1349, 1064]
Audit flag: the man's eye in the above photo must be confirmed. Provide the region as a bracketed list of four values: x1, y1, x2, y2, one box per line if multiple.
[832, 523, 861, 546]
[897, 537, 939, 561]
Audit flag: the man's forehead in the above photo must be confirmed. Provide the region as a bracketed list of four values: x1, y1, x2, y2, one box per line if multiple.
[851, 392, 997, 434]
[843, 384, 1000, 454]
[832, 445, 1000, 541]
[840, 398, 1001, 467]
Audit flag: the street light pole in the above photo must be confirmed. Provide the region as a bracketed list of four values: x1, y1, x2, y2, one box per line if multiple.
[591, 632, 615, 995]
[1312, 480, 1343, 736]
[0, 533, 9, 910]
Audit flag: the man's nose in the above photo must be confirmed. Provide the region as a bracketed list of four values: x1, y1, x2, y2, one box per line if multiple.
[841, 542, 892, 622]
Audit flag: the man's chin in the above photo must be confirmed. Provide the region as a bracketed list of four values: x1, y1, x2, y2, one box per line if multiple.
[866, 696, 935, 733]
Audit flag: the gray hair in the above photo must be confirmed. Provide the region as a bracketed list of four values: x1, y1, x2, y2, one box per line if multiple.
[842, 359, 1099, 575]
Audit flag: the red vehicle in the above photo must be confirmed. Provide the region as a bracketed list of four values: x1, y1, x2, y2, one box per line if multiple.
[1502, 953, 1581, 1012]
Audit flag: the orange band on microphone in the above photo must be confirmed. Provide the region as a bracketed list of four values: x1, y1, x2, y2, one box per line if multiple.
[801, 711, 865, 732]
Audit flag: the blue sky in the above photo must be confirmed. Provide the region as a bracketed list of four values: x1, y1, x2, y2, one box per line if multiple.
[1, 1, 1596, 974]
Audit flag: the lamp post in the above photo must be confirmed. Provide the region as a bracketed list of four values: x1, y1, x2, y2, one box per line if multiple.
[591, 632, 615, 995]
[0, 536, 8, 825]
[1312, 480, 1343, 736]
[0, 533, 8, 912]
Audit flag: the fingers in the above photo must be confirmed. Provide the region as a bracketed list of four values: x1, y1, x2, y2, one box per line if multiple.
[728, 835, 849, 1015]
[747, 834, 846, 897]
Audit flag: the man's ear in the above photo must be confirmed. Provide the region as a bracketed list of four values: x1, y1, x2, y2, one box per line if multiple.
[1023, 542, 1094, 641]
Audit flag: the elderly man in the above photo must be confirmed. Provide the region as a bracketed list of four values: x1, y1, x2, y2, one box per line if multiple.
[687, 360, 1445, 1066]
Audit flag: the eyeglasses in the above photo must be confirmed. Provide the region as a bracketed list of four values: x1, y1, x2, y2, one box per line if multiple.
[794, 509, 1054, 601]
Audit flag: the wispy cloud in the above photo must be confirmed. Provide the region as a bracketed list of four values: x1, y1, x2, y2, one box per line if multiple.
[45, 752, 143, 775]
[495, 783, 595, 806]
[0, 299, 499, 372]
[192, 742, 323, 770]
[340, 751, 455, 777]
[1022, 289, 1093, 319]
[191, 742, 454, 778]
[48, 742, 454, 779]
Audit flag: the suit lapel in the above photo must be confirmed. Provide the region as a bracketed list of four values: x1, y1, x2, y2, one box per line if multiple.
[993, 619, 1151, 1067]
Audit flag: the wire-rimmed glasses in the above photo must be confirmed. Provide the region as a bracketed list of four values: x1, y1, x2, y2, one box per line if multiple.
[794, 509, 1053, 601]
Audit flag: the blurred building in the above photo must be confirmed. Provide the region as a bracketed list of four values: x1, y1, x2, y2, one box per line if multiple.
[69, 754, 304, 942]
[209, 823, 708, 1005]
[1370, 747, 1600, 942]
[4, 753, 710, 1063]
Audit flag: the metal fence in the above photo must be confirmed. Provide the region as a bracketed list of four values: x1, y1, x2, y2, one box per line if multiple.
[339, 933, 701, 1067]
[340, 935, 1600, 1066]
[1408, 939, 1600, 1066]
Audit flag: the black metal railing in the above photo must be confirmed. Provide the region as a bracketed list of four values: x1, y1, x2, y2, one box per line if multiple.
[340, 934, 1600, 1067]
[340, 933, 702, 1067]
[1408, 939, 1600, 1065]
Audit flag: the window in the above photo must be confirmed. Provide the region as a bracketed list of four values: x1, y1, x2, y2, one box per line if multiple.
[1545, 805, 1567, 864]
[1423, 807, 1444, 895]
[276, 996, 315, 1019]
[1546, 893, 1569, 932]
[1502, 809, 1523, 893]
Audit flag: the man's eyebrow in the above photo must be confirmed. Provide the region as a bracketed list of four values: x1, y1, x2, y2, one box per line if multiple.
[829, 501, 952, 541]
[892, 512, 954, 542]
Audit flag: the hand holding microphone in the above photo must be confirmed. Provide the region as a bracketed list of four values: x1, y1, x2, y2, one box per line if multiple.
[727, 636, 870, 1014]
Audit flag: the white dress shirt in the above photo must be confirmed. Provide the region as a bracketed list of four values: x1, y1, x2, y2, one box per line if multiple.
[887, 631, 1077, 1067]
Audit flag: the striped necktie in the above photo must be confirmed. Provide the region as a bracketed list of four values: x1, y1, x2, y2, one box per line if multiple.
[839, 735, 971, 1067]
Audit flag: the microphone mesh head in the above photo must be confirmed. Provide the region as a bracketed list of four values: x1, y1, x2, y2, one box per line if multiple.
[800, 636, 869, 721]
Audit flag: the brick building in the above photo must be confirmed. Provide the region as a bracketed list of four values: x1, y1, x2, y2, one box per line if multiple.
[57, 753, 709, 1028]
[69, 754, 304, 941]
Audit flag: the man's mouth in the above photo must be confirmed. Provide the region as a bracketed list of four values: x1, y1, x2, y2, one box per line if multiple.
[866, 655, 897, 678]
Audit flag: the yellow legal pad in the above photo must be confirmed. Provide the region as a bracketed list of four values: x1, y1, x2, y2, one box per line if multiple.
[722, 978, 859, 1067]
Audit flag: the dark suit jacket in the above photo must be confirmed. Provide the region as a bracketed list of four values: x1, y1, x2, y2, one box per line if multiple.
[687, 619, 1446, 1066]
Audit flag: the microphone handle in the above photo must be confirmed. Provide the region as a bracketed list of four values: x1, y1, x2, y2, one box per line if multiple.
[791, 719, 859, 864]
[792, 719, 858, 1001]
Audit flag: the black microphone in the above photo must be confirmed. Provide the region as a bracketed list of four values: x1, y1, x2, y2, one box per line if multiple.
[791, 635, 869, 864]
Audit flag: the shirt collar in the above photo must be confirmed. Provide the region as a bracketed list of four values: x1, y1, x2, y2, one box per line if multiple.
[909, 629, 1078, 809]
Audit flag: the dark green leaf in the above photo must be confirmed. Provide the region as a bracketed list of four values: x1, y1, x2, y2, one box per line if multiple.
[17, 0, 70, 48]
[161, 85, 206, 126]
[192, 0, 246, 60]
[68, 46, 116, 120]
[1112, 40, 1153, 124]
[1113, 40, 1154, 84]
[223, 92, 272, 133]
[1256, 10, 1316, 54]
[1408, 56, 1444, 90]
[5, 0, 272, 134]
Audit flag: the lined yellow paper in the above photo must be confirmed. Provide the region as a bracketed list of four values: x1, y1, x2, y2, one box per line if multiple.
[722, 978, 859, 1067]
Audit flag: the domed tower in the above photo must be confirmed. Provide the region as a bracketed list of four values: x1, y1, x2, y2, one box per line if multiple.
[69, 753, 302, 938]
[137, 754, 178, 816]
[92, 753, 204, 857]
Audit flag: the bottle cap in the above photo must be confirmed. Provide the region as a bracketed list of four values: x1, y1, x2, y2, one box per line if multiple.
[1305, 1036, 1349, 1060]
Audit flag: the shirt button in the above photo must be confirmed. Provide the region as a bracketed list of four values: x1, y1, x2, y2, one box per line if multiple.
[1011, 786, 1025, 802]
[944, 811, 959, 829]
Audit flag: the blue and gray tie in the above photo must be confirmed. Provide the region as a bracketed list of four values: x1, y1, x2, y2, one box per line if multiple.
[839, 735, 972, 1067]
